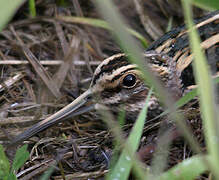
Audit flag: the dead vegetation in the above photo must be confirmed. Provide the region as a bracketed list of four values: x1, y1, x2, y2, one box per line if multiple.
[0, 0, 206, 179]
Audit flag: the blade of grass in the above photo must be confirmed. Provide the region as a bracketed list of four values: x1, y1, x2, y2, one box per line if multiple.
[192, 0, 219, 10]
[0, 0, 25, 32]
[99, 109, 148, 180]
[166, 17, 173, 32]
[107, 88, 153, 180]
[182, 0, 219, 177]
[154, 75, 219, 121]
[40, 166, 55, 180]
[158, 155, 209, 180]
[56, 16, 148, 48]
[0, 144, 10, 178]
[151, 88, 197, 121]
[150, 128, 173, 177]
[12, 144, 29, 172]
[29, 0, 36, 17]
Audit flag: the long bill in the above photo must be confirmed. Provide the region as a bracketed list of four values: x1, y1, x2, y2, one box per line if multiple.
[10, 89, 94, 145]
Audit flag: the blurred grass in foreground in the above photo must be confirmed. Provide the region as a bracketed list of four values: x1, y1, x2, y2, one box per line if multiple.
[0, 0, 25, 32]
[56, 16, 149, 48]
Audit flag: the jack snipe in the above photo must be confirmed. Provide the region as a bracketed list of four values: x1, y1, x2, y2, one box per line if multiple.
[11, 11, 219, 145]
[11, 52, 172, 144]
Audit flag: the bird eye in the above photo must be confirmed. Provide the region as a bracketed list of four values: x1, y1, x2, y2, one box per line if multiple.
[122, 74, 137, 88]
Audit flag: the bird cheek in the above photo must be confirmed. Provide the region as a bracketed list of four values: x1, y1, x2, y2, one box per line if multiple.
[119, 89, 132, 101]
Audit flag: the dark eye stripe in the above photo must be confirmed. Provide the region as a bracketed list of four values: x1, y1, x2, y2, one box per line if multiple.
[92, 55, 129, 85]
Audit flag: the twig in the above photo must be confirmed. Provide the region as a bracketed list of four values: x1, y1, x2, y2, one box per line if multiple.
[0, 60, 100, 66]
[0, 72, 24, 92]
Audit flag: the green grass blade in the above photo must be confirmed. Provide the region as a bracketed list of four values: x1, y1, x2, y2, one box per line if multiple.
[158, 155, 209, 180]
[40, 166, 55, 180]
[0, 0, 25, 32]
[127, 28, 149, 48]
[12, 144, 29, 172]
[107, 89, 153, 180]
[153, 88, 197, 120]
[166, 17, 173, 32]
[8, 173, 17, 180]
[29, 0, 36, 17]
[156, 75, 219, 121]
[0, 145, 10, 179]
[192, 0, 219, 10]
[182, 0, 219, 177]
[56, 16, 148, 48]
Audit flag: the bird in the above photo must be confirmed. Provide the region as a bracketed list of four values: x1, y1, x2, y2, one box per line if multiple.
[10, 10, 219, 145]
